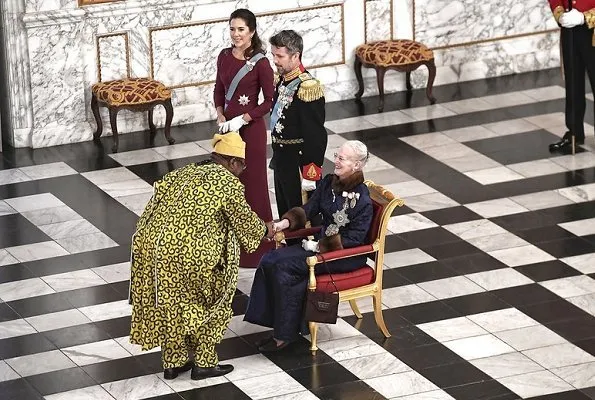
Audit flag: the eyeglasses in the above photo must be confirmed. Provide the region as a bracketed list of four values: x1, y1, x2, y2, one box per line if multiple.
[334, 152, 369, 163]
[333, 152, 351, 162]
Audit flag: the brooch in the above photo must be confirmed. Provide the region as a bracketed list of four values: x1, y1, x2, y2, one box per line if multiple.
[246, 60, 255, 71]
[238, 94, 250, 106]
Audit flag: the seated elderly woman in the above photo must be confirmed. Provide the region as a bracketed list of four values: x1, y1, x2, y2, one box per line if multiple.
[244, 140, 373, 352]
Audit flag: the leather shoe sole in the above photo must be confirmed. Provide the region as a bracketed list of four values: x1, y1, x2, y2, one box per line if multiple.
[163, 360, 194, 380]
[191, 364, 234, 380]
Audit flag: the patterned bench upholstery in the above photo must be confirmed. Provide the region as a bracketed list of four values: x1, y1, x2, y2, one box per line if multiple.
[354, 39, 437, 111]
[92, 78, 172, 107]
[355, 40, 434, 68]
[91, 77, 175, 152]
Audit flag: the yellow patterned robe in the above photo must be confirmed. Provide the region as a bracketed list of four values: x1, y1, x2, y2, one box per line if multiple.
[129, 162, 266, 351]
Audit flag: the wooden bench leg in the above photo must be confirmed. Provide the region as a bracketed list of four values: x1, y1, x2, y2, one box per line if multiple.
[163, 98, 175, 145]
[108, 107, 120, 152]
[375, 66, 387, 112]
[354, 57, 365, 100]
[425, 59, 437, 105]
[91, 93, 102, 139]
[148, 107, 156, 134]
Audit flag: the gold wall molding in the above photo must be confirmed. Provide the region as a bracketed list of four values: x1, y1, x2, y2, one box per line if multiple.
[412, 0, 556, 49]
[363, 0, 394, 43]
[79, 0, 124, 6]
[149, 2, 345, 89]
[95, 31, 130, 82]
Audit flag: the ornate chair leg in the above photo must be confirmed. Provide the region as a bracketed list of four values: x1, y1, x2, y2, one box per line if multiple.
[373, 293, 390, 338]
[91, 94, 102, 139]
[354, 57, 365, 99]
[405, 71, 412, 92]
[108, 107, 119, 153]
[309, 321, 318, 353]
[163, 98, 175, 145]
[148, 107, 156, 134]
[425, 59, 437, 105]
[375, 66, 387, 112]
[349, 299, 363, 319]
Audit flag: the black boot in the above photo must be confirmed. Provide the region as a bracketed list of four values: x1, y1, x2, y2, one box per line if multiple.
[191, 364, 234, 380]
[163, 360, 194, 380]
[549, 132, 584, 152]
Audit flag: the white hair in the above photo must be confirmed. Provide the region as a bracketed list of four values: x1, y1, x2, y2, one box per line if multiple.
[343, 140, 369, 167]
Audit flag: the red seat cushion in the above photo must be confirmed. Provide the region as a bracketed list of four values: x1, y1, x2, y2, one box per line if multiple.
[316, 266, 375, 293]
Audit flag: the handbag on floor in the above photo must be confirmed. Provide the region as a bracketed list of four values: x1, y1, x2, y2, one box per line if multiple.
[303, 256, 339, 324]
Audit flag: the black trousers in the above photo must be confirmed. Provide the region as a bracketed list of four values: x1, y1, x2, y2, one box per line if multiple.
[562, 25, 595, 140]
[273, 158, 302, 219]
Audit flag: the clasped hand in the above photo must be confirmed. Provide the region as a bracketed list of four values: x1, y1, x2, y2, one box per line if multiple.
[264, 219, 290, 240]
[560, 9, 585, 28]
[219, 115, 248, 133]
[301, 179, 317, 192]
[302, 239, 319, 253]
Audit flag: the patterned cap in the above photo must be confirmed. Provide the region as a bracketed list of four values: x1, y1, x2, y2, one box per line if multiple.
[212, 131, 246, 159]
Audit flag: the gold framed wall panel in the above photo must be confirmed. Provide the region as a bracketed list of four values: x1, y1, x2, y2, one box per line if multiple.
[96, 31, 131, 82]
[149, 2, 345, 89]
[364, 0, 394, 43]
[411, 0, 556, 49]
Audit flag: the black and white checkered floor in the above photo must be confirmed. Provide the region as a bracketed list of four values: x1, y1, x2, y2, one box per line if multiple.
[1, 68, 595, 400]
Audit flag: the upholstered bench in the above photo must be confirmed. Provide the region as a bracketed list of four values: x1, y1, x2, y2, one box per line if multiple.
[91, 77, 176, 152]
[354, 39, 437, 112]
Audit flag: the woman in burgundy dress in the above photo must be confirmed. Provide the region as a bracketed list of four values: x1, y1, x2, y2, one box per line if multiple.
[214, 8, 274, 268]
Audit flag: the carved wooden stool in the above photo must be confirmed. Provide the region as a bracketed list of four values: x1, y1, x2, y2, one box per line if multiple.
[354, 39, 437, 112]
[91, 77, 175, 152]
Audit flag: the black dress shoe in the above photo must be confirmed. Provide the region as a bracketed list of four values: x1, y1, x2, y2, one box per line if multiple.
[191, 364, 234, 380]
[258, 339, 291, 352]
[549, 133, 584, 152]
[163, 360, 194, 380]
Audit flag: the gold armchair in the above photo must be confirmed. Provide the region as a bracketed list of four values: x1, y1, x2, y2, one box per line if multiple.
[274, 180, 404, 352]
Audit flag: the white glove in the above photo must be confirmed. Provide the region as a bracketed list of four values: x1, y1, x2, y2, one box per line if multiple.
[219, 115, 248, 133]
[560, 9, 585, 28]
[302, 239, 319, 252]
[301, 179, 317, 192]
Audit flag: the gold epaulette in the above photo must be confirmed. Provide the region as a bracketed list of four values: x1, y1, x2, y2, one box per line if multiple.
[585, 9, 595, 30]
[297, 77, 324, 102]
[553, 5, 564, 23]
[274, 73, 280, 86]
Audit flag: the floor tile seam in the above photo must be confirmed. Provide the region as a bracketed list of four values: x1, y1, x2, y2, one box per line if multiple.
[2, 298, 129, 328]
[0, 168, 82, 187]
[363, 322, 503, 394]
[324, 71, 566, 122]
[548, 364, 595, 392]
[327, 85, 564, 130]
[242, 329, 387, 398]
[519, 347, 595, 376]
[330, 98, 566, 140]
[0, 279, 128, 310]
[404, 136, 595, 190]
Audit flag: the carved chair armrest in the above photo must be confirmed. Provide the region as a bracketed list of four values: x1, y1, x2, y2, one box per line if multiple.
[274, 226, 322, 243]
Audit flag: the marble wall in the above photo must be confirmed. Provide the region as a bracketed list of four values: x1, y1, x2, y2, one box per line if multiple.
[0, 0, 561, 148]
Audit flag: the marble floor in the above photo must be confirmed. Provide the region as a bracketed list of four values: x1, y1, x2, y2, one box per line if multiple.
[1, 68, 595, 400]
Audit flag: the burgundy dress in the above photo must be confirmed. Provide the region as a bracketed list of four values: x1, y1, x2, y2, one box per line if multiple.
[214, 48, 274, 268]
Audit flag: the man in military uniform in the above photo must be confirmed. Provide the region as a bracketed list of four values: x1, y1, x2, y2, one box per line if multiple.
[548, 0, 595, 151]
[269, 30, 328, 217]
